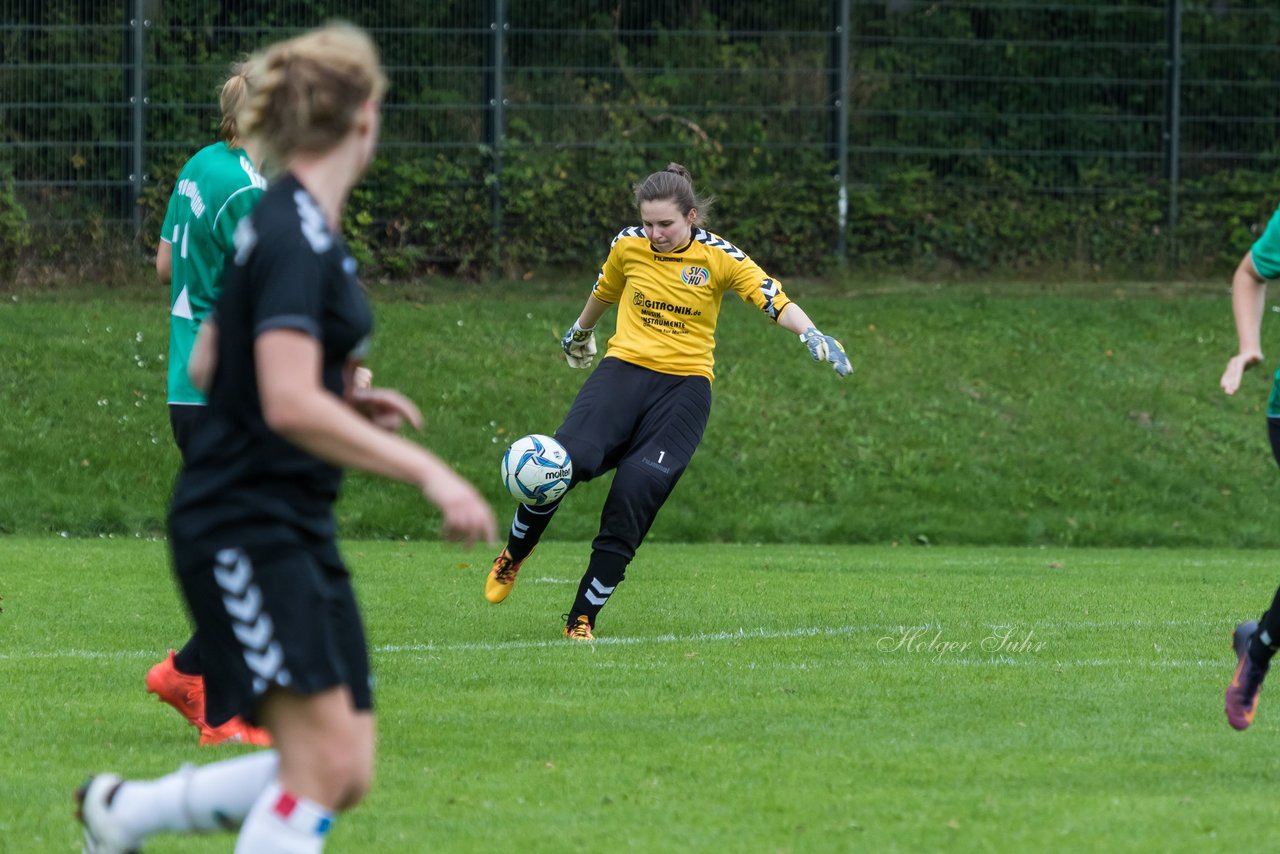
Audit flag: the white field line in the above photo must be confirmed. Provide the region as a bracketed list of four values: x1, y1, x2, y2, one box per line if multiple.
[0, 618, 1233, 669]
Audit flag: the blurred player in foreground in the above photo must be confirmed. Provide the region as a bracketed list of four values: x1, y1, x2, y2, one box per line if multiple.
[77, 23, 495, 853]
[484, 162, 851, 640]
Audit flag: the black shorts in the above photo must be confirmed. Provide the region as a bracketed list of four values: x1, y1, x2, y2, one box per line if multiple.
[553, 358, 712, 559]
[168, 403, 207, 463]
[171, 537, 372, 725]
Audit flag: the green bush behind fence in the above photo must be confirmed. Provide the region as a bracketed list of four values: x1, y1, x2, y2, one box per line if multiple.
[6, 2, 1280, 280]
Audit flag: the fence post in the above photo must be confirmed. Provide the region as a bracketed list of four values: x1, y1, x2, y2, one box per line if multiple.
[830, 0, 851, 264]
[487, 0, 507, 274]
[1163, 0, 1182, 267]
[127, 0, 148, 237]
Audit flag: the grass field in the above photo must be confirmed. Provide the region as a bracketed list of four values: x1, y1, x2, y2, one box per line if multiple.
[2, 536, 1276, 852]
[6, 278, 1280, 548]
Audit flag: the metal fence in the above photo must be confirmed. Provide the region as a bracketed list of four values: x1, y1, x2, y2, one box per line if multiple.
[4, 1, 1280, 275]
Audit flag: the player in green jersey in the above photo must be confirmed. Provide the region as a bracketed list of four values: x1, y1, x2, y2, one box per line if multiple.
[1220, 202, 1280, 730]
[146, 61, 271, 747]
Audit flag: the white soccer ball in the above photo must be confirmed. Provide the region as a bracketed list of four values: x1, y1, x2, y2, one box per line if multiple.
[501, 434, 573, 506]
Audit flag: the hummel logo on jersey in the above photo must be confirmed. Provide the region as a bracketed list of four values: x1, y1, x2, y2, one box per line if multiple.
[294, 190, 332, 253]
[758, 277, 782, 320]
[611, 225, 646, 247]
[695, 229, 746, 261]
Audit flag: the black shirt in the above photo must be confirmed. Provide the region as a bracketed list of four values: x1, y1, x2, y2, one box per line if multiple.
[169, 173, 372, 552]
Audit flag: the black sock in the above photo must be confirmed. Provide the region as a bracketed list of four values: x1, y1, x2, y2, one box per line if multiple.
[569, 550, 628, 626]
[172, 635, 202, 676]
[1250, 592, 1280, 664]
[507, 500, 561, 561]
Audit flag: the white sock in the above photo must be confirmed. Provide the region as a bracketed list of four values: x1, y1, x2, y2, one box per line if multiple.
[235, 782, 335, 854]
[111, 750, 278, 839]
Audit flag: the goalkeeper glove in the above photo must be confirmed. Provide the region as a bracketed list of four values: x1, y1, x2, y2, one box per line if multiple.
[800, 327, 852, 377]
[561, 321, 597, 369]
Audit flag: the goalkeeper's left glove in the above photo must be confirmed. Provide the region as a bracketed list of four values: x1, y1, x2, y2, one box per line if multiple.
[800, 327, 852, 377]
[561, 321, 597, 369]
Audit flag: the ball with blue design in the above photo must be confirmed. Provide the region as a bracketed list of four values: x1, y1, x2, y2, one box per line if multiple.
[501, 434, 573, 506]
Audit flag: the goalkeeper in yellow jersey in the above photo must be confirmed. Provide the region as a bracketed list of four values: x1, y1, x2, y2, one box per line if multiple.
[484, 162, 851, 639]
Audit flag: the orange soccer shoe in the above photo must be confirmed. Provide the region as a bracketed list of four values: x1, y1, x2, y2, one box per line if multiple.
[485, 547, 532, 604]
[563, 614, 595, 641]
[145, 650, 206, 729]
[200, 716, 273, 747]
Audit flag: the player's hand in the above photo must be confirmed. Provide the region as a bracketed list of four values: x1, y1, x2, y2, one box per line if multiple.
[561, 321, 597, 369]
[351, 387, 424, 432]
[422, 472, 498, 547]
[800, 327, 852, 377]
[342, 363, 373, 401]
[1221, 351, 1264, 395]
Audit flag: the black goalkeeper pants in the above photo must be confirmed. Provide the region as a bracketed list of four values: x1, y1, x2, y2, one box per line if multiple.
[555, 357, 712, 561]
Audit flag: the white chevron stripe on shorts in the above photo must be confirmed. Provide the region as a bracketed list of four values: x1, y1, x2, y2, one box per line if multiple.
[214, 548, 292, 695]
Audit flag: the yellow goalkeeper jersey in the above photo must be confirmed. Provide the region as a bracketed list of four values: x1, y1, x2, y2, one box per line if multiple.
[590, 225, 792, 381]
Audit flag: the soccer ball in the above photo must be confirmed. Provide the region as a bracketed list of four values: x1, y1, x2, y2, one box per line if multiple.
[501, 434, 573, 506]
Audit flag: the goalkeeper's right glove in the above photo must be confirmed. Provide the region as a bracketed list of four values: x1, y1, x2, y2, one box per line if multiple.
[561, 321, 597, 369]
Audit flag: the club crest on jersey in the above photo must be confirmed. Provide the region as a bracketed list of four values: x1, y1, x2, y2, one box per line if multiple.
[681, 265, 710, 287]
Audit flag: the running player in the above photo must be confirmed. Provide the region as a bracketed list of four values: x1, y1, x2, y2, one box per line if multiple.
[1220, 200, 1280, 730]
[484, 162, 851, 639]
[76, 24, 496, 853]
[148, 60, 271, 748]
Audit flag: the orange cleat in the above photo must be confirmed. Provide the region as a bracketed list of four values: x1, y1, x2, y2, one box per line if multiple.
[485, 547, 532, 604]
[200, 716, 272, 747]
[145, 649, 206, 729]
[563, 614, 595, 641]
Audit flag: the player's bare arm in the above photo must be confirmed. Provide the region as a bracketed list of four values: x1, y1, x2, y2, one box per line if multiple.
[156, 239, 172, 285]
[256, 329, 496, 544]
[576, 294, 611, 330]
[187, 317, 218, 393]
[1222, 250, 1268, 395]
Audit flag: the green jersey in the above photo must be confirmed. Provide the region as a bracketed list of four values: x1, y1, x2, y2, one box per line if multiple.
[1249, 205, 1280, 416]
[161, 142, 266, 404]
[1252, 204, 1280, 282]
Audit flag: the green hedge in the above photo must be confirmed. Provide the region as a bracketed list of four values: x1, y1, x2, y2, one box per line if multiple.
[17, 132, 1280, 285]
